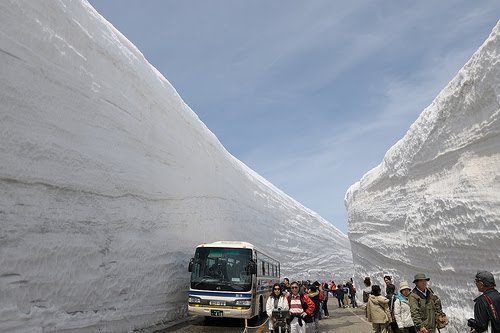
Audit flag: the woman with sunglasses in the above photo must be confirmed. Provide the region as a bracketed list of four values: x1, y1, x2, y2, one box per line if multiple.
[266, 283, 289, 333]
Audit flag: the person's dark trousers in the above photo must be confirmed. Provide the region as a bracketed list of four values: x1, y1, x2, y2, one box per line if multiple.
[400, 327, 417, 333]
[337, 298, 344, 307]
[350, 295, 357, 308]
[388, 321, 399, 333]
[322, 299, 329, 316]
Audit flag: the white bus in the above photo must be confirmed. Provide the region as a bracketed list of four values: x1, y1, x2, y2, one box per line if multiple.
[188, 241, 280, 319]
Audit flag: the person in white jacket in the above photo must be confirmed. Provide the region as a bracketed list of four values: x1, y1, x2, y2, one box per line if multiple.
[394, 281, 416, 333]
[266, 283, 290, 333]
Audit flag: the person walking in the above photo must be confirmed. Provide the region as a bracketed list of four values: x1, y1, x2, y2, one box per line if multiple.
[348, 278, 358, 308]
[335, 284, 345, 308]
[362, 276, 372, 318]
[363, 277, 372, 307]
[394, 281, 416, 333]
[408, 273, 447, 333]
[367, 285, 391, 333]
[322, 283, 330, 317]
[287, 281, 315, 333]
[330, 280, 337, 295]
[343, 283, 351, 308]
[308, 284, 321, 333]
[468, 271, 500, 333]
[266, 283, 289, 333]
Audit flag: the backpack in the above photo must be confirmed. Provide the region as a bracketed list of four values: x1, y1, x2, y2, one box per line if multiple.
[310, 293, 321, 316]
[319, 290, 325, 302]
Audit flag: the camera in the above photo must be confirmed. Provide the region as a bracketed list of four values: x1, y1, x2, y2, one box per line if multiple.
[467, 318, 478, 329]
[272, 308, 289, 320]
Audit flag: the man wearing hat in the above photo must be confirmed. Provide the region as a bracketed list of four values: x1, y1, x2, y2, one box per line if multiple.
[408, 273, 447, 333]
[468, 271, 500, 333]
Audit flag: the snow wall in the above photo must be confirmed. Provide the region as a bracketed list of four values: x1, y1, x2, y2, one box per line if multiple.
[0, 1, 352, 332]
[345, 21, 500, 333]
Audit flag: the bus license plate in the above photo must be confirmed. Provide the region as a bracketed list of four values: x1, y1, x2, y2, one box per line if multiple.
[211, 310, 223, 317]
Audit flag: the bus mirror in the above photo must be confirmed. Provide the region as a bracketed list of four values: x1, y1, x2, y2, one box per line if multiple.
[188, 258, 194, 272]
[248, 261, 257, 275]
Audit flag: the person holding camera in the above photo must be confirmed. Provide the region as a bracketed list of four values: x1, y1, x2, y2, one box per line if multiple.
[267, 283, 290, 333]
[468, 271, 500, 333]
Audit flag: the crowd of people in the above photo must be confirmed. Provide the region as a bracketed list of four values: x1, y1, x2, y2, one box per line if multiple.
[264, 271, 499, 333]
[265, 278, 319, 333]
[265, 277, 359, 333]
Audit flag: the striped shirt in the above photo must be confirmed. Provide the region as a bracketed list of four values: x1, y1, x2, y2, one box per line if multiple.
[289, 294, 303, 315]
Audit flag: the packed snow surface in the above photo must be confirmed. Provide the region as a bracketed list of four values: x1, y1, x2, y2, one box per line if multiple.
[345, 21, 500, 333]
[0, 1, 352, 332]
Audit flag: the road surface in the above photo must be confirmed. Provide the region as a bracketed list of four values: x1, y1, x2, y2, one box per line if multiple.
[155, 299, 373, 333]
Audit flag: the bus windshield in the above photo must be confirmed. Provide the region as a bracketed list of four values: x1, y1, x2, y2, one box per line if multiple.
[190, 247, 253, 291]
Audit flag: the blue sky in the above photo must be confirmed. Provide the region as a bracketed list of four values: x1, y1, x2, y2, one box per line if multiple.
[88, 1, 500, 233]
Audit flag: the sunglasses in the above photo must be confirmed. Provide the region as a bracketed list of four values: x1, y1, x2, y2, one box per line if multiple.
[291, 286, 299, 289]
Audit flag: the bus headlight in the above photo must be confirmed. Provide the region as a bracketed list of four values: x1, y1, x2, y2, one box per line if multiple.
[234, 299, 251, 307]
[188, 297, 201, 304]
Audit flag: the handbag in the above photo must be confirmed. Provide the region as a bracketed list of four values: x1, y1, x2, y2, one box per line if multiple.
[436, 313, 448, 329]
[430, 290, 448, 330]
[378, 303, 391, 324]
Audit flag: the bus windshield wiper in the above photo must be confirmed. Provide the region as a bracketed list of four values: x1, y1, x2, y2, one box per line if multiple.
[194, 277, 218, 287]
[216, 281, 245, 291]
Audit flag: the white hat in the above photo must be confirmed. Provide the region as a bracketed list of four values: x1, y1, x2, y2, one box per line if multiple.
[399, 281, 411, 292]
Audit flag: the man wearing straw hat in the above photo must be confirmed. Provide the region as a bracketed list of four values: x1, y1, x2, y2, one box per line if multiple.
[409, 273, 447, 333]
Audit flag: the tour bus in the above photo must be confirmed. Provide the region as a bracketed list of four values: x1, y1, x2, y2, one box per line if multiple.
[188, 241, 280, 319]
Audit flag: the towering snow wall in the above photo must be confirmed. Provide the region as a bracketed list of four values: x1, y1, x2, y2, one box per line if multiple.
[345, 21, 500, 332]
[0, 1, 352, 332]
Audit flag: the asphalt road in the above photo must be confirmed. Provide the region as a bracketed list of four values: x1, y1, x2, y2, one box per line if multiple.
[319, 304, 372, 333]
[155, 299, 373, 333]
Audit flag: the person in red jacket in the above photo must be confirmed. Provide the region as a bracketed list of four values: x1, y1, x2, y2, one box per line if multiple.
[287, 281, 315, 333]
